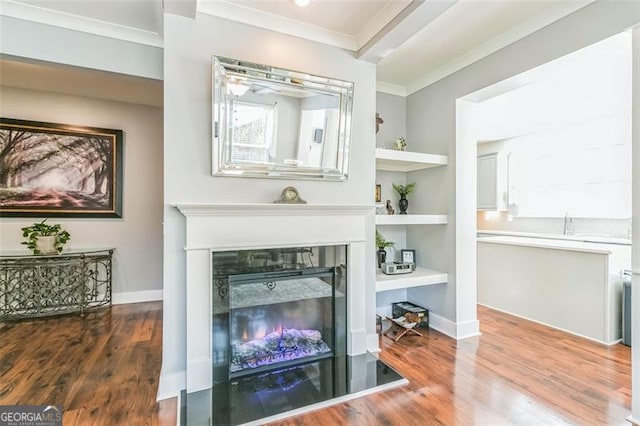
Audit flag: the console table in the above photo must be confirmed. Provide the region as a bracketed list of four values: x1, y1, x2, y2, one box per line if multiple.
[0, 248, 114, 320]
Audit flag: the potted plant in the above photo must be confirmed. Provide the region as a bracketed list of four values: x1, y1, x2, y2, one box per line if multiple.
[376, 230, 394, 268]
[392, 182, 416, 215]
[21, 219, 71, 255]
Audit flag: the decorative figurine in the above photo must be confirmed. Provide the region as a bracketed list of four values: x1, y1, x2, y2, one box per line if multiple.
[385, 200, 395, 215]
[394, 137, 407, 151]
[376, 113, 384, 134]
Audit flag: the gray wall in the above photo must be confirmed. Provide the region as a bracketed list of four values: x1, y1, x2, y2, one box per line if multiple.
[405, 0, 640, 321]
[0, 86, 164, 298]
[0, 15, 162, 80]
[375, 91, 406, 150]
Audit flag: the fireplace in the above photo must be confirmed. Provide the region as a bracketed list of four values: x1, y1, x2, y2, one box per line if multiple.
[212, 245, 347, 383]
[172, 203, 404, 425]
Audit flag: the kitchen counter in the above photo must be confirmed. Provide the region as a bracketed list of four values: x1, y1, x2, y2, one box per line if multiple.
[476, 235, 621, 254]
[478, 230, 631, 245]
[477, 235, 631, 345]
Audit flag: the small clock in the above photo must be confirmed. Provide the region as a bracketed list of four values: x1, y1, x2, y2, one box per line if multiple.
[401, 249, 416, 264]
[274, 186, 307, 204]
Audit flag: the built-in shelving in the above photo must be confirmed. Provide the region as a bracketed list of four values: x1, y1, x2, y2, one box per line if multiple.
[376, 267, 448, 293]
[374, 147, 448, 295]
[375, 214, 447, 226]
[375, 148, 448, 172]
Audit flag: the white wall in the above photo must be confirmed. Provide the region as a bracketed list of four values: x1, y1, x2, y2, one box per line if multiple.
[631, 23, 640, 426]
[0, 86, 164, 299]
[161, 12, 375, 399]
[405, 1, 640, 326]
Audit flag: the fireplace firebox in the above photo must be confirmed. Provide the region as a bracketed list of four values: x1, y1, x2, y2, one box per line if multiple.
[212, 246, 347, 384]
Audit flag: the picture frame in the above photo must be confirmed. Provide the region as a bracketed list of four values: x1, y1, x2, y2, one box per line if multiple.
[0, 118, 124, 218]
[375, 184, 381, 203]
[401, 249, 416, 264]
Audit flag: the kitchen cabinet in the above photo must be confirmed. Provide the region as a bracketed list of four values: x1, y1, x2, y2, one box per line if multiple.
[477, 152, 508, 210]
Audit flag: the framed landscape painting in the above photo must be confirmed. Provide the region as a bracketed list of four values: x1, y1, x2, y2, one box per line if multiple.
[0, 118, 123, 218]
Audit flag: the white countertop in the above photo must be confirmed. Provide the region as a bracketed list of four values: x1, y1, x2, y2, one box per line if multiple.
[477, 235, 619, 254]
[478, 230, 631, 246]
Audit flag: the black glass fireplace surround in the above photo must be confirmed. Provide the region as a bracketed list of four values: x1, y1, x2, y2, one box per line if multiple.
[212, 246, 347, 384]
[182, 245, 405, 425]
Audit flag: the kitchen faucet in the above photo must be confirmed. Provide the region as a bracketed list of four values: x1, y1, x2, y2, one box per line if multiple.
[563, 213, 574, 235]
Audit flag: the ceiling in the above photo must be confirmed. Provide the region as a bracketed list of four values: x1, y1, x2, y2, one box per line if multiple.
[0, 0, 594, 97]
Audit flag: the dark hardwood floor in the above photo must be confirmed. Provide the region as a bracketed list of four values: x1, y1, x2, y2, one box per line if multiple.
[0, 302, 176, 425]
[0, 303, 631, 425]
[276, 305, 632, 425]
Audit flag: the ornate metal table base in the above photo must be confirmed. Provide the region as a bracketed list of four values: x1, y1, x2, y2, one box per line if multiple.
[0, 248, 113, 320]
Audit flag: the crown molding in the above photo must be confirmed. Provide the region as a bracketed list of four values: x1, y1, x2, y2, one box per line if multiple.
[197, 0, 357, 51]
[376, 81, 407, 97]
[405, 0, 595, 96]
[0, 0, 163, 48]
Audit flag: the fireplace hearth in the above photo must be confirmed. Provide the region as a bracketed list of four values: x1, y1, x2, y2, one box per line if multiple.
[182, 353, 406, 426]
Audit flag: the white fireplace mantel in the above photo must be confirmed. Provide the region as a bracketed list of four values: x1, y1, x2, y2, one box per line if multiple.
[172, 202, 376, 393]
[172, 202, 373, 217]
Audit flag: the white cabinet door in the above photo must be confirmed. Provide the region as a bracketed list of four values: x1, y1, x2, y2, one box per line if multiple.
[477, 154, 498, 210]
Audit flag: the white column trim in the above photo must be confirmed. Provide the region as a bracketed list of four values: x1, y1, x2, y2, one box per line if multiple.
[631, 25, 640, 424]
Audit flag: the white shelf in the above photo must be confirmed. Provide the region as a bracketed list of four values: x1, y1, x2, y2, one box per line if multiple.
[376, 266, 448, 293]
[375, 214, 447, 225]
[375, 148, 448, 172]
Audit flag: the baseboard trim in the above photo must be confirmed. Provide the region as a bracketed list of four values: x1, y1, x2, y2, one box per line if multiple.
[366, 332, 381, 354]
[157, 369, 186, 401]
[456, 319, 481, 339]
[429, 312, 457, 339]
[375, 305, 392, 318]
[112, 289, 163, 305]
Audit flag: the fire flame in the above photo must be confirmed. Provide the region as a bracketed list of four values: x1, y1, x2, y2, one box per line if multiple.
[241, 328, 248, 342]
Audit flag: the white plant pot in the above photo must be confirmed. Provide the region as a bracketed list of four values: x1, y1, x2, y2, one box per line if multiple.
[36, 235, 57, 254]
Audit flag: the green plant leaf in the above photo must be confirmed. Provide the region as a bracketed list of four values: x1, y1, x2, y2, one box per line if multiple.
[20, 218, 71, 255]
[375, 230, 395, 250]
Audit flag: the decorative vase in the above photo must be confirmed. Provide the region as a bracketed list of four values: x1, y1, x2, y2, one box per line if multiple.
[398, 195, 409, 215]
[36, 236, 57, 254]
[377, 249, 387, 268]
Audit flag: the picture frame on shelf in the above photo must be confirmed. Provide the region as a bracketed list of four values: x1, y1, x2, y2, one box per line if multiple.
[401, 249, 416, 264]
[0, 117, 124, 218]
[375, 184, 381, 203]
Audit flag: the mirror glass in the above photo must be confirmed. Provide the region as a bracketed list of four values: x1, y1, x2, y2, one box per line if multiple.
[212, 56, 353, 180]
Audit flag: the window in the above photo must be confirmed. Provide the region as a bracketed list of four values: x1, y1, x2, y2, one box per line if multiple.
[229, 101, 276, 164]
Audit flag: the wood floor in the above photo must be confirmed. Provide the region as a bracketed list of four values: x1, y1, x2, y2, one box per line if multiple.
[278, 305, 632, 425]
[0, 302, 176, 425]
[0, 303, 631, 425]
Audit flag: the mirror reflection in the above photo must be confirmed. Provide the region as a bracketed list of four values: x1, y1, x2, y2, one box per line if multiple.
[213, 56, 353, 180]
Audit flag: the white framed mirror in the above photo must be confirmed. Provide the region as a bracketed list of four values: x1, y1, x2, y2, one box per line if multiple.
[212, 56, 354, 180]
